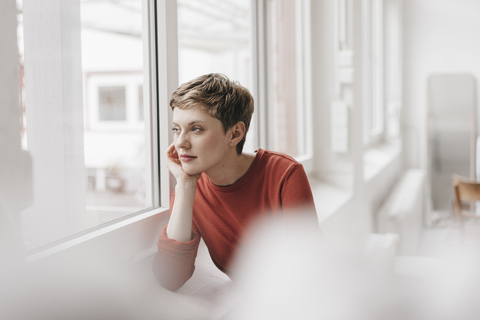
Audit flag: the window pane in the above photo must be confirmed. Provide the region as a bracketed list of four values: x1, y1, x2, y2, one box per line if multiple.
[177, 0, 251, 85]
[364, 0, 384, 143]
[371, 0, 383, 135]
[177, 0, 256, 152]
[385, 0, 401, 139]
[266, 0, 305, 158]
[18, 0, 156, 248]
[82, 1, 153, 228]
[98, 86, 126, 121]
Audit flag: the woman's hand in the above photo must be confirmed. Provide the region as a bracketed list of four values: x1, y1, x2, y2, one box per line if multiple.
[165, 143, 201, 184]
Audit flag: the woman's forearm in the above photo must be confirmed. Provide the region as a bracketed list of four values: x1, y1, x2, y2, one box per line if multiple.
[166, 181, 197, 242]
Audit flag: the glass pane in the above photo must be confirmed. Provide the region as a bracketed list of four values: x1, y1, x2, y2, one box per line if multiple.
[266, 0, 304, 158]
[177, 0, 256, 152]
[82, 0, 152, 228]
[371, 0, 383, 135]
[98, 86, 126, 121]
[364, 0, 384, 142]
[17, 0, 154, 248]
[385, 0, 401, 139]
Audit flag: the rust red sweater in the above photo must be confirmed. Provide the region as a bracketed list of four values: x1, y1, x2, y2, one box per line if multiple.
[152, 149, 318, 290]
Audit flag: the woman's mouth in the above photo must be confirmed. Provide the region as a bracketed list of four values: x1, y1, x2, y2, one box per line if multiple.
[180, 154, 197, 162]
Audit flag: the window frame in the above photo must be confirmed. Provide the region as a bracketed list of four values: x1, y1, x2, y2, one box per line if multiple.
[295, 0, 313, 172]
[255, 0, 313, 172]
[22, 0, 174, 263]
[384, 0, 402, 140]
[362, 0, 385, 147]
[23, 0, 313, 263]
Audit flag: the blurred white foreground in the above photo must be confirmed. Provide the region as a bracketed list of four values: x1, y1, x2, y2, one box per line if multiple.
[3, 206, 480, 319]
[227, 215, 480, 320]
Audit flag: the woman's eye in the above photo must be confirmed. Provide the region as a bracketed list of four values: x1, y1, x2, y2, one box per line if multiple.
[172, 127, 180, 134]
[192, 126, 202, 132]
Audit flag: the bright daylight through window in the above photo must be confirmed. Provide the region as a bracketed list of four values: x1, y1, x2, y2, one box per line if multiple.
[363, 0, 384, 144]
[17, 0, 158, 249]
[266, 0, 311, 160]
[177, 0, 255, 152]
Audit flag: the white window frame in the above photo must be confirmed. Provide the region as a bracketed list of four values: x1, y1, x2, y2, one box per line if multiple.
[22, 0, 312, 263]
[294, 0, 313, 172]
[384, 0, 402, 139]
[361, 0, 403, 182]
[362, 0, 385, 146]
[255, 0, 313, 173]
[22, 0, 174, 263]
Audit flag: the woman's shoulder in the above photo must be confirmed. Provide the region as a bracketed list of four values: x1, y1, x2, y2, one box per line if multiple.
[257, 148, 301, 166]
[255, 149, 305, 180]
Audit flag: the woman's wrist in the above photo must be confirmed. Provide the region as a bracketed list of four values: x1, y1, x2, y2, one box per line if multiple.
[175, 178, 198, 191]
[168, 180, 197, 243]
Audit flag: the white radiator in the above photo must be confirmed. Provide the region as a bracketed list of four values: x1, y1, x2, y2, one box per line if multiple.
[376, 169, 425, 255]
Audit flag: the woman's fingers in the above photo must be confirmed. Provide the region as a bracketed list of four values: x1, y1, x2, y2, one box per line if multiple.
[164, 143, 200, 183]
[166, 144, 180, 163]
[166, 142, 176, 157]
[165, 143, 186, 176]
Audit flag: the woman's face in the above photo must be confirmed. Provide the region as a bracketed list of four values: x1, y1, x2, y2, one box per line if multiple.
[172, 106, 232, 176]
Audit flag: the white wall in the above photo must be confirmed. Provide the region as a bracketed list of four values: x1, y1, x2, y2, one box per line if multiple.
[403, 0, 480, 170]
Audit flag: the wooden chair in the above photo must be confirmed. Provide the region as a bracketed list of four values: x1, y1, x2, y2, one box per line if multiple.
[452, 174, 480, 232]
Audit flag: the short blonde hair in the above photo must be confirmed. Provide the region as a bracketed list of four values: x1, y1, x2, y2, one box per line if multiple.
[170, 73, 254, 154]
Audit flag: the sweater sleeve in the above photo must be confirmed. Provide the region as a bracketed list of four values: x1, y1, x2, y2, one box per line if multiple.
[152, 193, 201, 291]
[280, 163, 319, 223]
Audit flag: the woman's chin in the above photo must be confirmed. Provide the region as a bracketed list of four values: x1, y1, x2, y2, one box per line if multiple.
[183, 167, 202, 176]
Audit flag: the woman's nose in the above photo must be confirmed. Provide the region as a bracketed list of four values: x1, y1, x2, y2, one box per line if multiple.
[175, 132, 190, 150]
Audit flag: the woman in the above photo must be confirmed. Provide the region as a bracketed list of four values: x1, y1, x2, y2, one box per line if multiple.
[152, 73, 318, 290]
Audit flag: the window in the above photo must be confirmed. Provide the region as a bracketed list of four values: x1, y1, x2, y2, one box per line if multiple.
[176, 0, 313, 161]
[362, 0, 402, 181]
[262, 0, 313, 166]
[363, 0, 384, 145]
[384, 0, 402, 139]
[362, 0, 402, 145]
[176, 0, 255, 152]
[13, 0, 314, 259]
[17, 0, 160, 249]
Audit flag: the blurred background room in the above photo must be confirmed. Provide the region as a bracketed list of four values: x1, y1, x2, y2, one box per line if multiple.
[2, 0, 480, 318]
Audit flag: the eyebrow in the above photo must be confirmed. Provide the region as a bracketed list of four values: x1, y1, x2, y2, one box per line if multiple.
[172, 120, 207, 126]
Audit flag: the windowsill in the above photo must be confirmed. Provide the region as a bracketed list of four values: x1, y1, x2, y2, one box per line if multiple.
[308, 139, 401, 224]
[363, 139, 401, 182]
[307, 177, 353, 223]
[26, 207, 169, 263]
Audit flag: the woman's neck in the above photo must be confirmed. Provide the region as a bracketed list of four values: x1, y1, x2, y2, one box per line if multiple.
[206, 152, 256, 187]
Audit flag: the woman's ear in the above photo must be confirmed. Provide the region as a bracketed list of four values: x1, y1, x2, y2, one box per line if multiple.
[229, 121, 246, 147]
